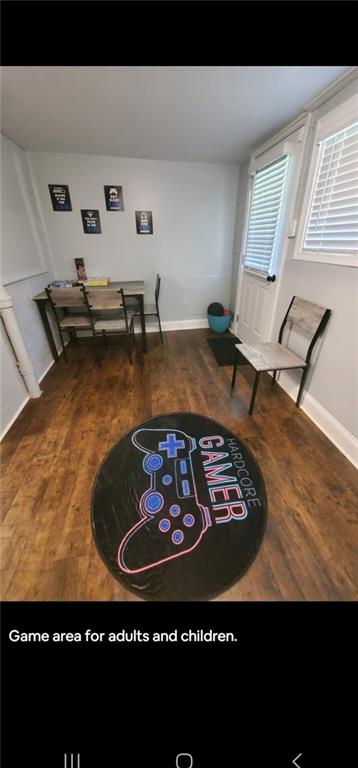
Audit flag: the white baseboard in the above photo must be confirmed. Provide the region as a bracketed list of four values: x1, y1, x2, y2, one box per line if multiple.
[38, 357, 56, 383]
[1, 325, 206, 439]
[1, 353, 60, 441]
[277, 371, 358, 468]
[7, 325, 355, 467]
[125, 312, 358, 467]
[0, 395, 30, 441]
[133, 317, 209, 332]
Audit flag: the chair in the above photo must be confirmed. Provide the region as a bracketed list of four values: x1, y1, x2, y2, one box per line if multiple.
[83, 287, 134, 365]
[46, 285, 91, 362]
[231, 296, 331, 415]
[130, 273, 163, 344]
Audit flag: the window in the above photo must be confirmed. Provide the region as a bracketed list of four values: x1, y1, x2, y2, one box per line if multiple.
[295, 94, 358, 267]
[243, 154, 289, 276]
[303, 121, 358, 256]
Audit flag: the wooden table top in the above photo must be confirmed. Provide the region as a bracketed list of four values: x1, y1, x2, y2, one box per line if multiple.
[33, 280, 145, 301]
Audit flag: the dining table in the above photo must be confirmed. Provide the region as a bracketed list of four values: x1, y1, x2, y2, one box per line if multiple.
[32, 280, 147, 360]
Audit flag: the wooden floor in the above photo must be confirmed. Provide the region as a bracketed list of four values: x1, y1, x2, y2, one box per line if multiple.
[1, 329, 357, 601]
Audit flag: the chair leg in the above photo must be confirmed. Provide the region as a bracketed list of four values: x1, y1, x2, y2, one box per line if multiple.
[102, 330, 108, 349]
[157, 312, 163, 344]
[130, 317, 136, 347]
[249, 371, 261, 415]
[92, 334, 101, 367]
[131, 324, 135, 352]
[296, 366, 309, 408]
[59, 330, 68, 362]
[127, 334, 132, 365]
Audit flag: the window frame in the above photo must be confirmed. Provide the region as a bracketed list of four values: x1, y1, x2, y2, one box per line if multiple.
[242, 141, 293, 279]
[293, 94, 358, 268]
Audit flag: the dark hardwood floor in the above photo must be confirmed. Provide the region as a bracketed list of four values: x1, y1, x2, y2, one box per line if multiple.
[1, 329, 357, 601]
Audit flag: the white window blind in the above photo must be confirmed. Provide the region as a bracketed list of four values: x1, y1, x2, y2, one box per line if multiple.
[303, 120, 358, 255]
[243, 154, 289, 274]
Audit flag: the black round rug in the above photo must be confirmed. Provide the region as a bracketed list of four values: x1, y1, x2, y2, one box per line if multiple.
[92, 413, 267, 600]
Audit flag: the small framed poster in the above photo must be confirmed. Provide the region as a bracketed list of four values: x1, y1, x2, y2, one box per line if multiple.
[104, 185, 124, 211]
[81, 209, 102, 234]
[135, 210, 153, 235]
[49, 184, 72, 211]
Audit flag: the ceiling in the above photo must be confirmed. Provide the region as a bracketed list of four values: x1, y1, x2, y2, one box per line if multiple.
[0, 66, 351, 164]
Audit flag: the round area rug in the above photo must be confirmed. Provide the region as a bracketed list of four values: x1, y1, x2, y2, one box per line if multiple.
[91, 413, 267, 600]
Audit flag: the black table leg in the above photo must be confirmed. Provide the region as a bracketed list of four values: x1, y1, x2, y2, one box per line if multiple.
[231, 352, 238, 390]
[249, 371, 261, 415]
[137, 294, 147, 353]
[36, 300, 59, 361]
[296, 366, 309, 407]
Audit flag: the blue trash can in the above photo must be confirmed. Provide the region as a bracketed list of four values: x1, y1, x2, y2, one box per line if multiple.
[208, 312, 232, 333]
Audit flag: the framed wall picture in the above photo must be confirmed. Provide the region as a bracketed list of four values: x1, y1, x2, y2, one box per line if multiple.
[135, 210, 153, 234]
[48, 184, 72, 211]
[104, 185, 124, 211]
[81, 209, 102, 234]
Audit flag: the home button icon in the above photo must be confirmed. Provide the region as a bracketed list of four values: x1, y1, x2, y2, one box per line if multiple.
[176, 754, 193, 768]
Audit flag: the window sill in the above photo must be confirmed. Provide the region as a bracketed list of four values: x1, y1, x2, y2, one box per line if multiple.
[293, 251, 358, 268]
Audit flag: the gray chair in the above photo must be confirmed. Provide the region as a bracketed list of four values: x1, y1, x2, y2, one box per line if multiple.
[231, 296, 331, 414]
[46, 285, 91, 362]
[83, 287, 135, 365]
[130, 273, 163, 344]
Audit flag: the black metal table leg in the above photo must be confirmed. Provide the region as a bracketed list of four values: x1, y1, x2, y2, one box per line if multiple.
[137, 294, 147, 353]
[249, 371, 261, 415]
[231, 356, 238, 390]
[36, 300, 59, 361]
[296, 366, 309, 407]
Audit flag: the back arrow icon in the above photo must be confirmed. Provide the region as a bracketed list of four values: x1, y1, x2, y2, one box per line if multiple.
[292, 753, 302, 768]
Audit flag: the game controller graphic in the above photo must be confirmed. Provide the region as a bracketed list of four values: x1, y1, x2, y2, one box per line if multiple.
[118, 428, 212, 573]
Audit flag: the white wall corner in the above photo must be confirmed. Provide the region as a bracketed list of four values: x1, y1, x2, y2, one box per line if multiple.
[304, 66, 358, 112]
[277, 371, 358, 468]
[26, 152, 57, 278]
[0, 395, 30, 441]
[0, 340, 68, 441]
[38, 357, 56, 383]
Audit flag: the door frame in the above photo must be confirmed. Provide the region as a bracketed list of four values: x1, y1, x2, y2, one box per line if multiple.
[233, 120, 309, 342]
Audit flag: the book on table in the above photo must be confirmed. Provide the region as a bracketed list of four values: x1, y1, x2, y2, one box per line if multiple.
[83, 277, 110, 286]
[48, 277, 111, 288]
[48, 280, 76, 288]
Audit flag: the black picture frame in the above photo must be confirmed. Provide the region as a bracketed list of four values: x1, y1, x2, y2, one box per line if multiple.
[104, 185, 124, 211]
[135, 210, 153, 235]
[81, 209, 102, 234]
[48, 184, 72, 211]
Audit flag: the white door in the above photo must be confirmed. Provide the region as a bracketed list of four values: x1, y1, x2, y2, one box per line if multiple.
[233, 126, 306, 345]
[236, 272, 276, 344]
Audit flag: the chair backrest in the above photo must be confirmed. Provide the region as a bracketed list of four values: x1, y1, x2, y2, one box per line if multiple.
[84, 288, 124, 311]
[279, 296, 331, 363]
[155, 273, 161, 305]
[46, 286, 86, 308]
[286, 297, 328, 336]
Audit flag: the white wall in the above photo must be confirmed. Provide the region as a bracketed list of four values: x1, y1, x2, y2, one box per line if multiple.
[29, 152, 239, 322]
[229, 161, 248, 313]
[231, 77, 358, 459]
[274, 79, 358, 441]
[1, 143, 238, 436]
[1, 135, 56, 437]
